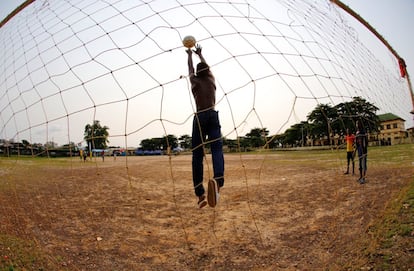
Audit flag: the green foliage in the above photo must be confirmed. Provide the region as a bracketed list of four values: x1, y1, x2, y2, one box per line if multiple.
[137, 97, 382, 150]
[307, 103, 338, 139]
[282, 121, 308, 146]
[335, 96, 380, 132]
[139, 135, 178, 150]
[282, 96, 380, 145]
[366, 174, 414, 270]
[84, 120, 109, 149]
[178, 134, 191, 149]
[307, 96, 379, 136]
[0, 234, 57, 271]
[245, 128, 269, 148]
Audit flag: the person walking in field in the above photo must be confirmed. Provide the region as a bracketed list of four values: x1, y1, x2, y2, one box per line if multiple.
[186, 44, 224, 208]
[355, 121, 368, 184]
[344, 128, 355, 175]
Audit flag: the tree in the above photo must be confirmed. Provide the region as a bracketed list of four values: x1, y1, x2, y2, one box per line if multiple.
[163, 135, 178, 150]
[84, 120, 109, 149]
[283, 121, 310, 146]
[45, 141, 58, 149]
[21, 139, 33, 155]
[22, 139, 30, 148]
[178, 134, 191, 150]
[245, 128, 269, 148]
[140, 138, 158, 150]
[139, 135, 178, 151]
[238, 136, 250, 151]
[268, 134, 284, 148]
[335, 96, 380, 133]
[307, 103, 337, 143]
[223, 138, 238, 152]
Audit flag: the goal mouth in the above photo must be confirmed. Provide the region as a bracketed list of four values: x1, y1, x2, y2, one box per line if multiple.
[0, 1, 413, 269]
[0, 0, 411, 149]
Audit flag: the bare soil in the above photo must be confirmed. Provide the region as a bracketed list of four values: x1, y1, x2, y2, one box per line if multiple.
[0, 151, 413, 270]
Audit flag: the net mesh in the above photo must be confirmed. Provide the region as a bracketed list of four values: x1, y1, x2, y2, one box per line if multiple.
[0, 0, 413, 269]
[1, 0, 411, 147]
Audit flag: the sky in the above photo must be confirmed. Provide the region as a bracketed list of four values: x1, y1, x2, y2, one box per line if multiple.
[340, 0, 414, 91]
[1, 0, 413, 148]
[2, 0, 412, 77]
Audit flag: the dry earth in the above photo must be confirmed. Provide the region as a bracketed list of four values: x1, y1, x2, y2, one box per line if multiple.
[0, 151, 413, 270]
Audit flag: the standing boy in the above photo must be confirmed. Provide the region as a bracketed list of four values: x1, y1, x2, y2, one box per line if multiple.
[344, 128, 355, 175]
[355, 121, 368, 184]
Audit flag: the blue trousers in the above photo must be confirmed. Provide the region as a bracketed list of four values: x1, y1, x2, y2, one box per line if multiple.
[192, 110, 224, 197]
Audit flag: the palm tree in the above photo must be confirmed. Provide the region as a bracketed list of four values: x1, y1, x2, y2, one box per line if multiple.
[84, 120, 109, 150]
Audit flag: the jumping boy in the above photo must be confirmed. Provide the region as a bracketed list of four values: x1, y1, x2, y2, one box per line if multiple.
[186, 44, 224, 208]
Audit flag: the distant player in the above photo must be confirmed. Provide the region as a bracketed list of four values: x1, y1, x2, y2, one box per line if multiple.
[186, 44, 224, 208]
[355, 121, 368, 184]
[344, 128, 355, 175]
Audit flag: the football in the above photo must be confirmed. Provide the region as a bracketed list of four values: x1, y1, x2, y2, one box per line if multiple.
[182, 35, 196, 48]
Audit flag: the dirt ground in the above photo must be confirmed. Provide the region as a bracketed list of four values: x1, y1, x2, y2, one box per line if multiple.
[0, 151, 413, 270]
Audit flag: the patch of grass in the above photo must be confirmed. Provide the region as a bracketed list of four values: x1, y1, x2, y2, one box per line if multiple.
[0, 234, 60, 271]
[366, 177, 414, 269]
[369, 144, 414, 165]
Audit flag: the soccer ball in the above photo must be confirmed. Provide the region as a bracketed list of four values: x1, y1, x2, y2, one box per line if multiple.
[182, 35, 196, 48]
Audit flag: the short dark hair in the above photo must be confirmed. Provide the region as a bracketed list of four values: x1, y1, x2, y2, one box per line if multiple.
[196, 62, 210, 77]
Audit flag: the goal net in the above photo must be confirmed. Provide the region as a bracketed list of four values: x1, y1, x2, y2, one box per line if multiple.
[0, 0, 412, 269]
[1, 0, 412, 149]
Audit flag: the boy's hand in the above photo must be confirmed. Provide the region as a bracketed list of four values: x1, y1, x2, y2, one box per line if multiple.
[194, 44, 202, 55]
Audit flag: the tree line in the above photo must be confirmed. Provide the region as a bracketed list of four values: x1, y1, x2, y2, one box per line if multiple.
[1, 97, 379, 156]
[109, 96, 379, 151]
[279, 96, 379, 147]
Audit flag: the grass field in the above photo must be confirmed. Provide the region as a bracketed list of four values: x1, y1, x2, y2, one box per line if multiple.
[0, 144, 413, 270]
